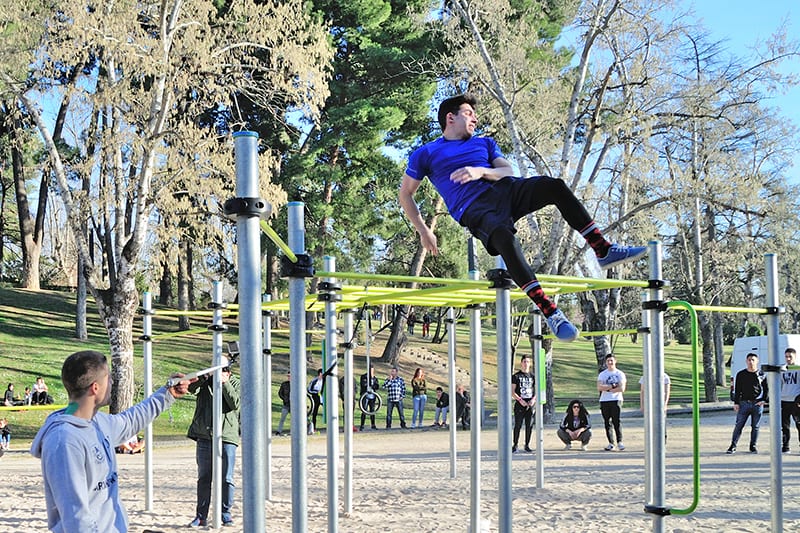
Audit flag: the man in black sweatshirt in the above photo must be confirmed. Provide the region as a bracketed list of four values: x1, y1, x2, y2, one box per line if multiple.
[727, 352, 768, 454]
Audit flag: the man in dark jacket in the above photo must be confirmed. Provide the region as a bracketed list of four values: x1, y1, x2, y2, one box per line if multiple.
[727, 352, 768, 454]
[276, 371, 291, 436]
[187, 356, 241, 527]
[359, 366, 380, 431]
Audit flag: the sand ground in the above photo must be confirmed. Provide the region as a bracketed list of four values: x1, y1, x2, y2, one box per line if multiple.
[1, 411, 798, 532]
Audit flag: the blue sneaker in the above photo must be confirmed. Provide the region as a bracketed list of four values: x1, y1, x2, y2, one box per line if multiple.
[188, 517, 207, 527]
[546, 309, 579, 341]
[598, 244, 647, 270]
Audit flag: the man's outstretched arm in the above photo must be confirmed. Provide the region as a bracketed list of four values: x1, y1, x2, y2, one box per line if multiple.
[399, 173, 439, 255]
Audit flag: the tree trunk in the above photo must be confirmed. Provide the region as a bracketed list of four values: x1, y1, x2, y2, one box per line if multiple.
[699, 311, 718, 401]
[75, 254, 88, 340]
[713, 295, 725, 386]
[177, 239, 190, 330]
[580, 290, 614, 371]
[96, 281, 139, 412]
[380, 197, 443, 365]
[12, 135, 44, 290]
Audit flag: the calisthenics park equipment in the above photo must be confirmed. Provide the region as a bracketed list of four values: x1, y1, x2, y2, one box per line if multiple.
[137, 132, 789, 533]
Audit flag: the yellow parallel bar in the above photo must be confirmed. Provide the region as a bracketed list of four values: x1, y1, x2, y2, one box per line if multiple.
[0, 404, 68, 412]
[260, 220, 298, 263]
[690, 305, 770, 314]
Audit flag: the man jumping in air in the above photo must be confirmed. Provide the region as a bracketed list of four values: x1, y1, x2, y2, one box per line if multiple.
[399, 94, 646, 340]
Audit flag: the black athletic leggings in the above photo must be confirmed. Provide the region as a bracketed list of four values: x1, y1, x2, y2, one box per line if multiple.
[483, 176, 593, 289]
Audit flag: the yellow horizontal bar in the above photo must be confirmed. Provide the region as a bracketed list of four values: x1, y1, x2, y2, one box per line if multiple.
[688, 305, 770, 314]
[0, 404, 68, 412]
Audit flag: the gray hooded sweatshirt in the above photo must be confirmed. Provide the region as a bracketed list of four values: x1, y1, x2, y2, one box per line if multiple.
[30, 387, 175, 532]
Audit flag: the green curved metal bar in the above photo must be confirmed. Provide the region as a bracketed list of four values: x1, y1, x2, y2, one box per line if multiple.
[665, 300, 700, 515]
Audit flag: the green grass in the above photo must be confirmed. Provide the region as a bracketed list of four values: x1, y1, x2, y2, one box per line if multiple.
[1, 287, 727, 445]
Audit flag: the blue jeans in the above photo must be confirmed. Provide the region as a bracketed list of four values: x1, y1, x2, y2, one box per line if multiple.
[195, 438, 237, 522]
[412, 394, 427, 426]
[386, 400, 406, 428]
[731, 400, 764, 448]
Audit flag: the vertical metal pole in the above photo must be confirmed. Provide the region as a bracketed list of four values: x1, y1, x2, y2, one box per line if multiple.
[532, 310, 544, 488]
[764, 253, 783, 532]
[468, 271, 483, 533]
[210, 281, 224, 530]
[233, 132, 266, 532]
[288, 201, 308, 533]
[141, 292, 154, 511]
[263, 294, 273, 501]
[322, 256, 340, 533]
[495, 268, 513, 533]
[641, 291, 653, 506]
[647, 240, 666, 533]
[447, 306, 457, 478]
[342, 309, 355, 516]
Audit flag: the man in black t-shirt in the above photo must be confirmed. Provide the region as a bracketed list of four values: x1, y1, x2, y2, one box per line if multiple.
[511, 354, 536, 453]
[727, 352, 768, 454]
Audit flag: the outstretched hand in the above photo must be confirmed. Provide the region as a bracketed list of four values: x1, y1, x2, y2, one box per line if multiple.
[167, 374, 194, 398]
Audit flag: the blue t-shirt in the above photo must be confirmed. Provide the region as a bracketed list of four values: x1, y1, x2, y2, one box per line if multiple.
[405, 136, 506, 222]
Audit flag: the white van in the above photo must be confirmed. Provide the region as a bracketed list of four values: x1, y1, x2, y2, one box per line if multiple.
[730, 335, 800, 386]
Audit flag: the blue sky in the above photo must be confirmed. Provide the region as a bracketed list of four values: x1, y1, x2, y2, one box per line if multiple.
[684, 0, 799, 181]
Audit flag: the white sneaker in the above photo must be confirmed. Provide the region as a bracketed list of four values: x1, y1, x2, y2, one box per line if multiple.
[617, 442, 625, 451]
[581, 444, 588, 451]
[604, 444, 614, 451]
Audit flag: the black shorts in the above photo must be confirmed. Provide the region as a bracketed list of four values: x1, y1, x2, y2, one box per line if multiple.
[459, 175, 587, 256]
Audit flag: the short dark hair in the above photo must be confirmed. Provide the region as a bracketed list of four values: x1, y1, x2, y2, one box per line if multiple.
[436, 386, 443, 392]
[61, 350, 108, 400]
[437, 94, 477, 131]
[605, 354, 616, 360]
[746, 352, 759, 359]
[786, 348, 796, 355]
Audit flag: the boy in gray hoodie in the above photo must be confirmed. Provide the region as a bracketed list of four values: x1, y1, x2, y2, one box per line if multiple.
[30, 350, 191, 532]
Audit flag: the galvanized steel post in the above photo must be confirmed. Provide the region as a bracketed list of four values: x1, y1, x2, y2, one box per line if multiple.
[232, 132, 266, 531]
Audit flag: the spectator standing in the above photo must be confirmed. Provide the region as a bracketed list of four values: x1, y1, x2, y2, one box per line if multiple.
[455, 383, 471, 430]
[359, 366, 380, 431]
[557, 400, 592, 451]
[727, 352, 768, 454]
[411, 368, 427, 428]
[383, 368, 407, 429]
[29, 350, 190, 532]
[307, 368, 324, 434]
[276, 371, 291, 436]
[780, 348, 800, 453]
[187, 357, 241, 527]
[32, 376, 49, 405]
[597, 354, 627, 451]
[511, 354, 536, 453]
[407, 311, 417, 335]
[0, 417, 10, 450]
[421, 312, 432, 338]
[433, 387, 449, 427]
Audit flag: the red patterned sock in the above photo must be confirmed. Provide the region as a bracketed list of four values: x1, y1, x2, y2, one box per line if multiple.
[580, 222, 611, 257]
[521, 280, 556, 317]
